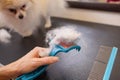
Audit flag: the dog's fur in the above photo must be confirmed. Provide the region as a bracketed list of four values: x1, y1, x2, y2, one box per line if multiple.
[46, 27, 80, 47]
[0, 0, 67, 43]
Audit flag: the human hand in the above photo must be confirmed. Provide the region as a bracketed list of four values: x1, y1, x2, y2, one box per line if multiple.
[1, 47, 59, 79]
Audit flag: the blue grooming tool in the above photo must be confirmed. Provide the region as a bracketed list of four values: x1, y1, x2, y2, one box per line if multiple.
[16, 45, 81, 80]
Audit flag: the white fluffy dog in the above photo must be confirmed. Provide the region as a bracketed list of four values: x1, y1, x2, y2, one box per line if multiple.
[0, 0, 67, 43]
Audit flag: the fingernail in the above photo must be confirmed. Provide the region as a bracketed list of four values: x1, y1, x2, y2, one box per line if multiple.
[53, 57, 59, 61]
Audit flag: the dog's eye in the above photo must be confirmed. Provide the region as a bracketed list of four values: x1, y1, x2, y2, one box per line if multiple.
[8, 8, 17, 14]
[22, 4, 26, 9]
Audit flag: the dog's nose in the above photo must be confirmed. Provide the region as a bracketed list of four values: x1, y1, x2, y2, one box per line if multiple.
[19, 15, 24, 19]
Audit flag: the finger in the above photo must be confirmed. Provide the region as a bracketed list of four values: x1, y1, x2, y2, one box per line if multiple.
[39, 48, 50, 57]
[28, 47, 48, 57]
[33, 57, 59, 66]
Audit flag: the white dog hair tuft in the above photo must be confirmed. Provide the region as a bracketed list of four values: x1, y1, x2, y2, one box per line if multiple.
[46, 26, 80, 45]
[0, 29, 11, 43]
[39, 26, 81, 57]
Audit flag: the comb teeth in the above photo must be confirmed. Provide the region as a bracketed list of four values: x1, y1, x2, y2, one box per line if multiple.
[67, 45, 81, 52]
[75, 47, 81, 51]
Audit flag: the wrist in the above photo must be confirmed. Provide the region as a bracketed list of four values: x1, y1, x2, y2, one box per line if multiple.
[7, 61, 22, 78]
[0, 62, 21, 79]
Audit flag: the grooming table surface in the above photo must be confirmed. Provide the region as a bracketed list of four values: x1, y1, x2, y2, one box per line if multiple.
[0, 17, 120, 80]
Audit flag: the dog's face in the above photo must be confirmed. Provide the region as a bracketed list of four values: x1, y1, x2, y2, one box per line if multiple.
[0, 0, 33, 20]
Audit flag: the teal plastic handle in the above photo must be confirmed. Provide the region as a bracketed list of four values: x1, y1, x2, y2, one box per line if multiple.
[16, 45, 81, 80]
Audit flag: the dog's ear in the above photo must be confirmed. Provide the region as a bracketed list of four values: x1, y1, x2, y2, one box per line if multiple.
[0, 0, 14, 9]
